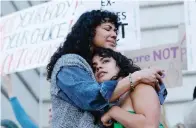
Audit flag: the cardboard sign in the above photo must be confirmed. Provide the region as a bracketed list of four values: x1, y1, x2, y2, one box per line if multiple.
[124, 43, 182, 88]
[0, 0, 140, 74]
[100, 0, 141, 51]
[184, 1, 196, 71]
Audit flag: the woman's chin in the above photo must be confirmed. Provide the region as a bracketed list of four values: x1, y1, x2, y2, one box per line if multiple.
[97, 77, 106, 83]
[104, 44, 116, 50]
[97, 79, 104, 83]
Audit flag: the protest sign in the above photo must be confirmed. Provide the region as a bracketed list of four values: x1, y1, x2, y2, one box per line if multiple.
[178, 24, 187, 70]
[0, 0, 140, 74]
[124, 43, 182, 88]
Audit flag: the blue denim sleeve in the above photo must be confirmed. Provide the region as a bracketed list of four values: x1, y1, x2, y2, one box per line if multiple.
[9, 97, 38, 128]
[57, 66, 118, 111]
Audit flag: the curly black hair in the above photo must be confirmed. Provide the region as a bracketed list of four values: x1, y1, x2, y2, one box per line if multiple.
[46, 10, 119, 80]
[92, 47, 141, 80]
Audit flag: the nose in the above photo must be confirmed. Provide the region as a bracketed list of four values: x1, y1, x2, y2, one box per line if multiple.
[111, 30, 117, 40]
[96, 64, 103, 72]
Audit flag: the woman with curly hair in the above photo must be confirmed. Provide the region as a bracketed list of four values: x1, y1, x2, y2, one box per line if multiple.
[92, 47, 165, 128]
[47, 10, 163, 128]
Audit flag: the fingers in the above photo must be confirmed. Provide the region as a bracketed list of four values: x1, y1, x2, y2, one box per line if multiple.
[155, 73, 163, 84]
[149, 66, 162, 73]
[153, 67, 163, 76]
[151, 68, 164, 92]
[146, 67, 163, 77]
[151, 74, 157, 83]
[101, 114, 113, 127]
[155, 80, 160, 92]
[148, 72, 161, 90]
[152, 71, 162, 91]
[150, 67, 163, 83]
[149, 79, 160, 92]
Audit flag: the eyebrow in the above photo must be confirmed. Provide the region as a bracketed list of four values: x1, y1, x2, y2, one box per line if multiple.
[100, 57, 104, 61]
[92, 57, 104, 66]
[103, 24, 117, 32]
[92, 62, 97, 66]
[103, 24, 112, 28]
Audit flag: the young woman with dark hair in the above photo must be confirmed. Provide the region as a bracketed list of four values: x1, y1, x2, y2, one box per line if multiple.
[92, 48, 164, 128]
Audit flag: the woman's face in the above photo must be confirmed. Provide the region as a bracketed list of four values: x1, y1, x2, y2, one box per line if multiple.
[92, 55, 120, 83]
[93, 22, 117, 50]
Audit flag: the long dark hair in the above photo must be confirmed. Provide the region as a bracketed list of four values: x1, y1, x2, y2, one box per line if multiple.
[92, 47, 141, 79]
[46, 10, 119, 80]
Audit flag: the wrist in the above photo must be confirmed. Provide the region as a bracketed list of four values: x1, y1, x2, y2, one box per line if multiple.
[108, 106, 120, 116]
[9, 96, 16, 100]
[128, 73, 135, 92]
[8, 93, 15, 99]
[110, 106, 119, 112]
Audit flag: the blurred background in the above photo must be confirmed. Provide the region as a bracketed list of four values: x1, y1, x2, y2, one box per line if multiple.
[1, 1, 196, 128]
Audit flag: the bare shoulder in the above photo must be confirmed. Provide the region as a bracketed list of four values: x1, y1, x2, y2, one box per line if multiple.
[130, 83, 159, 103]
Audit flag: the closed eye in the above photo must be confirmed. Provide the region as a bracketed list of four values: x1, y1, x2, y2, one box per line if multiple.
[104, 27, 111, 31]
[103, 25, 112, 31]
[102, 59, 110, 64]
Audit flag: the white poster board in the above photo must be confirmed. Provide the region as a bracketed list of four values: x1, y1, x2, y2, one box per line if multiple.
[100, 0, 141, 51]
[184, 1, 196, 71]
[124, 43, 182, 88]
[0, 0, 140, 74]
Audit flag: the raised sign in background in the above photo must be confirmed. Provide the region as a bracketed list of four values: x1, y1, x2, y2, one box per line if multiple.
[124, 43, 182, 88]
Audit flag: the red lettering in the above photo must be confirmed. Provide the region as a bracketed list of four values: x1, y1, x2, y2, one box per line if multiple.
[1, 54, 14, 74]
[16, 49, 25, 68]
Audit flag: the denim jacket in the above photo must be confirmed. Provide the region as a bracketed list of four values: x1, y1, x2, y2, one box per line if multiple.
[50, 54, 117, 128]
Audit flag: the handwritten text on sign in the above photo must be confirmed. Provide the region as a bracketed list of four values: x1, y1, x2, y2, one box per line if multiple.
[124, 43, 182, 88]
[0, 43, 61, 74]
[0, 1, 78, 52]
[0, 0, 140, 74]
